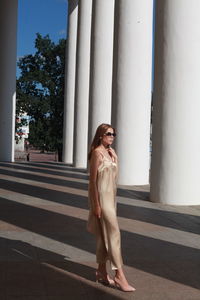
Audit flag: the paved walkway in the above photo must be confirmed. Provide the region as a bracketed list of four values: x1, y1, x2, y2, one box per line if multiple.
[0, 161, 199, 300]
[15, 150, 58, 163]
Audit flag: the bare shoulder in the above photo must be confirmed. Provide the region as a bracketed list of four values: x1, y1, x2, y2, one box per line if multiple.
[91, 148, 103, 160]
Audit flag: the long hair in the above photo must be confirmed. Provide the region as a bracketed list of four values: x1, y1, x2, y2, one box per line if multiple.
[88, 123, 116, 160]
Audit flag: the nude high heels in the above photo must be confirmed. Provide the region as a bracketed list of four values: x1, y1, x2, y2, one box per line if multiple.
[95, 270, 115, 286]
[114, 277, 136, 292]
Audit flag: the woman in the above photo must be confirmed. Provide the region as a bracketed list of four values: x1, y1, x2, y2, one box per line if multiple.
[87, 123, 135, 292]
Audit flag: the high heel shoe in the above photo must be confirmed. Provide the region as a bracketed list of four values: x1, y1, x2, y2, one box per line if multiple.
[114, 277, 136, 292]
[95, 270, 115, 286]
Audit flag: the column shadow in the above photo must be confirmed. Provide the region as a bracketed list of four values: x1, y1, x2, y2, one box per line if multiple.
[0, 162, 89, 180]
[0, 175, 199, 236]
[0, 236, 122, 299]
[0, 196, 199, 289]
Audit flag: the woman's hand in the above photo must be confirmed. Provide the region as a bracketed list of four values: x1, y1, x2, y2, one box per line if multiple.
[94, 205, 101, 219]
[108, 147, 118, 162]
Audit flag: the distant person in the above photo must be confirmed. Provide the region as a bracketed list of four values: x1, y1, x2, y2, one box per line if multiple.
[27, 153, 30, 161]
[25, 140, 29, 152]
[87, 123, 135, 292]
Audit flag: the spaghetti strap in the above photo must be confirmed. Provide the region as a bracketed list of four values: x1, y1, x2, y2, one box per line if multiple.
[97, 150, 105, 159]
[96, 149, 113, 163]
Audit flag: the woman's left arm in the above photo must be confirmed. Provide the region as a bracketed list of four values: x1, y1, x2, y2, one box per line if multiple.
[108, 147, 118, 164]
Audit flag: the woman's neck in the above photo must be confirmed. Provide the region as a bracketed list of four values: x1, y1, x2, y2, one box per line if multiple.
[99, 143, 108, 150]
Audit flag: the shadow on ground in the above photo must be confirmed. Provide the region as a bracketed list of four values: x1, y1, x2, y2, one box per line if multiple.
[0, 161, 199, 298]
[0, 237, 122, 299]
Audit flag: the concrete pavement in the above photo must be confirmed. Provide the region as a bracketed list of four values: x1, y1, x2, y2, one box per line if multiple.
[0, 161, 199, 299]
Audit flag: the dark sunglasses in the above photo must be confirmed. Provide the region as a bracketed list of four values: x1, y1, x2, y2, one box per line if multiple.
[104, 132, 116, 137]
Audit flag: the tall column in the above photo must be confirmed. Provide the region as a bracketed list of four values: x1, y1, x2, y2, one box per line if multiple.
[62, 0, 78, 164]
[74, 0, 92, 168]
[88, 0, 115, 144]
[150, 0, 200, 205]
[0, 0, 18, 162]
[113, 0, 153, 184]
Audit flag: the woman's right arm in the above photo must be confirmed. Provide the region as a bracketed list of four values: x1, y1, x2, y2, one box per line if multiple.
[89, 150, 102, 218]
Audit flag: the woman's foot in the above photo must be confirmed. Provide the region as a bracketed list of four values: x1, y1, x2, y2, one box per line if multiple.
[95, 270, 115, 286]
[114, 276, 135, 292]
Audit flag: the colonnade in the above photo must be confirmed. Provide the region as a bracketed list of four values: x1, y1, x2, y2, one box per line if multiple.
[63, 0, 200, 205]
[63, 0, 153, 187]
[0, 0, 200, 205]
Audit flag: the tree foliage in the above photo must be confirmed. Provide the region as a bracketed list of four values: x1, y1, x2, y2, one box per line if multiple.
[16, 33, 66, 160]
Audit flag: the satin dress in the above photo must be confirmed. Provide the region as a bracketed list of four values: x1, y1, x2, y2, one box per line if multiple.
[87, 151, 123, 270]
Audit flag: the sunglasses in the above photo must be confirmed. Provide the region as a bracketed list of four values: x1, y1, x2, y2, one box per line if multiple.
[104, 132, 116, 137]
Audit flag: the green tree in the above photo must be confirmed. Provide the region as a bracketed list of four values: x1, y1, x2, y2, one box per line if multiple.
[16, 33, 66, 161]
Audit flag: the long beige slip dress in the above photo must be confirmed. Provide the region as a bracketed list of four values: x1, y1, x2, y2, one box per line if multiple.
[87, 150, 123, 270]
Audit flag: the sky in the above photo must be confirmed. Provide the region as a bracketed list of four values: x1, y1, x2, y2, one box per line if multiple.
[17, 0, 68, 76]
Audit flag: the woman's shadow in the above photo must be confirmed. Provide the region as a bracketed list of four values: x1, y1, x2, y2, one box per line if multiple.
[1, 237, 121, 299]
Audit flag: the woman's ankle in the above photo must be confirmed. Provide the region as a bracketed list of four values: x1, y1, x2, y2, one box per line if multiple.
[115, 268, 124, 278]
[97, 263, 107, 274]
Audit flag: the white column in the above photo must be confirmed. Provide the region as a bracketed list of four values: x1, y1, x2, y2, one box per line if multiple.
[74, 0, 92, 168]
[0, 0, 18, 162]
[150, 0, 200, 205]
[114, 0, 153, 185]
[88, 0, 115, 144]
[62, 0, 78, 163]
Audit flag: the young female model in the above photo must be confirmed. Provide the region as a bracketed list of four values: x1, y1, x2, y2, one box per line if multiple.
[87, 123, 135, 292]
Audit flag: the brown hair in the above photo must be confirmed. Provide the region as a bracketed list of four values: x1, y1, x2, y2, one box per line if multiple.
[88, 123, 116, 160]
